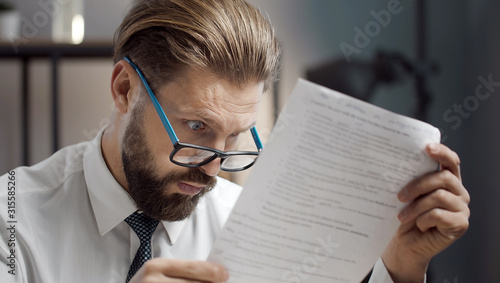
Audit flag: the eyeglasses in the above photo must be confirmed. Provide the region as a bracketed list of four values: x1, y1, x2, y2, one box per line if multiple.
[123, 57, 263, 172]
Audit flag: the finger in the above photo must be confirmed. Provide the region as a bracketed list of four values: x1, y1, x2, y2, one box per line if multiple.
[415, 208, 470, 238]
[398, 189, 469, 223]
[130, 269, 205, 283]
[398, 170, 469, 204]
[131, 270, 192, 283]
[142, 259, 229, 282]
[426, 143, 461, 180]
[132, 272, 205, 283]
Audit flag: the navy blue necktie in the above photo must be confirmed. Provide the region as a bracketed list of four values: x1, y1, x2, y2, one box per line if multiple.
[125, 211, 160, 283]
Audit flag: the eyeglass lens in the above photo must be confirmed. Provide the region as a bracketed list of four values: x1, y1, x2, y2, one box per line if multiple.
[172, 147, 258, 170]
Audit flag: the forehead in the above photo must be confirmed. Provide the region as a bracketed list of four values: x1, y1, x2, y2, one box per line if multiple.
[156, 68, 264, 128]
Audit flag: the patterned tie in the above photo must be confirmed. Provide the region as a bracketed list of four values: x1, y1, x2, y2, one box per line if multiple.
[124, 211, 160, 282]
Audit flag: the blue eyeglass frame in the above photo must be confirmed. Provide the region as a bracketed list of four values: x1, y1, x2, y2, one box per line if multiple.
[123, 56, 264, 172]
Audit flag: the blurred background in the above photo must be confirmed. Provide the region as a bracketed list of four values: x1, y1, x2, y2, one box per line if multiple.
[0, 0, 498, 282]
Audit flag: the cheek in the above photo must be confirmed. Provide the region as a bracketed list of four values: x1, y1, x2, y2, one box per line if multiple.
[142, 108, 176, 164]
[224, 135, 240, 151]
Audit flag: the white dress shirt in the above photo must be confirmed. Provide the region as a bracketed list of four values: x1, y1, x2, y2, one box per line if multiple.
[0, 129, 396, 283]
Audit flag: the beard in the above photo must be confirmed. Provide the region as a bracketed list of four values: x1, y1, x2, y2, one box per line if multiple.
[121, 100, 217, 221]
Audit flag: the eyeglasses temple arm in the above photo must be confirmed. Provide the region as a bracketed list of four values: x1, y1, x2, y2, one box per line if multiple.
[250, 127, 263, 151]
[123, 57, 180, 144]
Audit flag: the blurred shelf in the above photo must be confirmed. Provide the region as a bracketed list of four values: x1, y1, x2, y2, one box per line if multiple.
[0, 41, 114, 57]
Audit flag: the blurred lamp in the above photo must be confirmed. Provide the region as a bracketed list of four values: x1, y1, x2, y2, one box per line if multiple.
[307, 51, 438, 120]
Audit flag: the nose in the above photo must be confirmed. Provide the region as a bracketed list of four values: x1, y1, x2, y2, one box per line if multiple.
[199, 158, 222, 177]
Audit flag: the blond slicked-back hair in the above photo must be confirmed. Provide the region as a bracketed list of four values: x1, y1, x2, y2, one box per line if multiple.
[114, 0, 281, 92]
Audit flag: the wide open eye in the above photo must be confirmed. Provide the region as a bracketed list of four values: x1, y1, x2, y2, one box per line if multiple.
[186, 120, 206, 131]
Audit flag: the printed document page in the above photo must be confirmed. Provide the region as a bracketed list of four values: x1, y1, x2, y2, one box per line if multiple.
[208, 79, 441, 282]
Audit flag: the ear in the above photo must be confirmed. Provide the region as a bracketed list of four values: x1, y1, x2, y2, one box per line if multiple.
[110, 60, 139, 114]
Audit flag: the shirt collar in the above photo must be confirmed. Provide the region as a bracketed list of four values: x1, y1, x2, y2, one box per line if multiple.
[83, 128, 188, 244]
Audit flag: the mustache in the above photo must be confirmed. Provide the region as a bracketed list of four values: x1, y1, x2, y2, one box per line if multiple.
[153, 168, 217, 190]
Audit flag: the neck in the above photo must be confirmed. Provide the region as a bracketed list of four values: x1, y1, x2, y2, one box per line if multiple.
[101, 122, 130, 193]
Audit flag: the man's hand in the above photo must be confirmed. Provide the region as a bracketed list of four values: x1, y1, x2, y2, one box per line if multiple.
[129, 258, 229, 283]
[382, 143, 470, 283]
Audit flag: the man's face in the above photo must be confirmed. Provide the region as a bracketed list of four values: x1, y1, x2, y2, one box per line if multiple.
[121, 67, 264, 221]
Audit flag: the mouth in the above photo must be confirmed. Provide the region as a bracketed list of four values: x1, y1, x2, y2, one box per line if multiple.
[177, 182, 205, 196]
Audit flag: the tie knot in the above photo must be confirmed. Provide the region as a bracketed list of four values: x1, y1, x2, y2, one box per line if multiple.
[125, 211, 159, 243]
